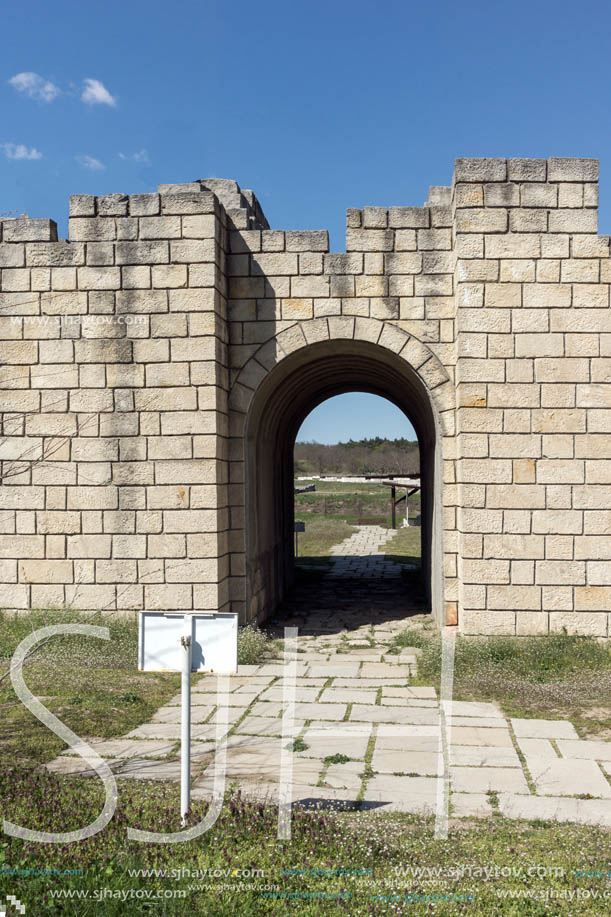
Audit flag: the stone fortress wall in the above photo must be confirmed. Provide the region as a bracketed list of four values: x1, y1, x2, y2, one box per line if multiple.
[0, 158, 609, 636]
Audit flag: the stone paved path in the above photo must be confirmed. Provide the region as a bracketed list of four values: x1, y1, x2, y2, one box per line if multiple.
[327, 524, 407, 579]
[47, 528, 611, 826]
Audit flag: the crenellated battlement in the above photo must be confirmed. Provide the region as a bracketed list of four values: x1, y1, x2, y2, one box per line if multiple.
[0, 157, 609, 637]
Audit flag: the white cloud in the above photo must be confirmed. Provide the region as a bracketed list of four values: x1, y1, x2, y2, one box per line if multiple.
[76, 154, 105, 171]
[2, 143, 43, 161]
[9, 72, 60, 103]
[119, 149, 150, 164]
[81, 78, 116, 107]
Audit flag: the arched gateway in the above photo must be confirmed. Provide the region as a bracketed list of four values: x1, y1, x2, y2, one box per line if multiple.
[0, 159, 609, 636]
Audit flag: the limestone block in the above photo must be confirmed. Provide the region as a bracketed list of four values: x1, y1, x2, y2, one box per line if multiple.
[418, 228, 452, 250]
[575, 587, 611, 612]
[485, 234, 540, 259]
[535, 358, 589, 383]
[168, 239, 215, 263]
[3, 219, 58, 242]
[261, 230, 285, 251]
[548, 209, 598, 233]
[285, 230, 328, 252]
[163, 510, 217, 533]
[290, 276, 329, 297]
[388, 207, 429, 228]
[549, 612, 607, 636]
[460, 611, 515, 635]
[251, 253, 298, 275]
[486, 485, 545, 509]
[547, 158, 598, 181]
[181, 215, 217, 238]
[520, 183, 558, 208]
[362, 206, 387, 228]
[488, 585, 541, 610]
[454, 159, 507, 182]
[17, 558, 72, 584]
[536, 459, 584, 484]
[575, 536, 611, 559]
[394, 229, 417, 250]
[461, 559, 510, 583]
[536, 561, 585, 585]
[346, 229, 393, 252]
[145, 584, 192, 610]
[510, 209, 548, 232]
[0, 244, 25, 268]
[508, 159, 547, 181]
[455, 209, 507, 233]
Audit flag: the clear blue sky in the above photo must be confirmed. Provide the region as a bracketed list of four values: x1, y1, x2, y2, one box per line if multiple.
[3, 0, 610, 442]
[296, 394, 416, 444]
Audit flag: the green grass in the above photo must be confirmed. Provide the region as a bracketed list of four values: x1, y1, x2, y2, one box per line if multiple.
[293, 514, 358, 560]
[390, 626, 611, 734]
[237, 624, 278, 666]
[1, 772, 610, 914]
[295, 480, 421, 523]
[0, 610, 180, 770]
[0, 612, 275, 770]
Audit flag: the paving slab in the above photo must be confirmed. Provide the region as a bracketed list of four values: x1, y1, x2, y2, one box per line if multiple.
[319, 688, 378, 705]
[299, 728, 371, 760]
[525, 756, 611, 797]
[333, 678, 408, 688]
[306, 664, 361, 678]
[516, 737, 558, 758]
[511, 718, 579, 740]
[324, 761, 365, 789]
[292, 702, 347, 720]
[450, 726, 513, 747]
[126, 723, 228, 741]
[207, 707, 244, 724]
[442, 701, 503, 718]
[127, 723, 225, 740]
[382, 686, 437, 699]
[376, 733, 440, 754]
[448, 717, 511, 729]
[451, 793, 493, 818]
[350, 705, 439, 725]
[46, 756, 123, 776]
[450, 745, 522, 768]
[259, 687, 320, 703]
[255, 664, 309, 676]
[117, 758, 183, 780]
[63, 739, 175, 759]
[167, 693, 228, 706]
[498, 794, 611, 827]
[188, 693, 259, 706]
[246, 701, 283, 719]
[451, 766, 530, 795]
[151, 706, 213, 724]
[372, 749, 440, 775]
[360, 664, 411, 679]
[556, 739, 611, 761]
[234, 716, 304, 737]
[381, 697, 438, 708]
[362, 775, 438, 814]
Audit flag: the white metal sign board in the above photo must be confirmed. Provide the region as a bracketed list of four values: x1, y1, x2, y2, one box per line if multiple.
[138, 612, 238, 673]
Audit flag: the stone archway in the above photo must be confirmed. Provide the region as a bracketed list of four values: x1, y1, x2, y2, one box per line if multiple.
[228, 319, 454, 627]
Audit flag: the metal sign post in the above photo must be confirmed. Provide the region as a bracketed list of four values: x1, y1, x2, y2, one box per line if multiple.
[180, 616, 192, 826]
[138, 610, 238, 827]
[294, 520, 305, 556]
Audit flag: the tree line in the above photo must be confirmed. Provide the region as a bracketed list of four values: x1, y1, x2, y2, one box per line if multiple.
[294, 437, 420, 476]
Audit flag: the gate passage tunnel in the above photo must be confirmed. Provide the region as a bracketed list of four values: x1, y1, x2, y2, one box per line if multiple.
[244, 339, 444, 623]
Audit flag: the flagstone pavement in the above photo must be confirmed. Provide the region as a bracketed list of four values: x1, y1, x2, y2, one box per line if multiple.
[47, 527, 611, 827]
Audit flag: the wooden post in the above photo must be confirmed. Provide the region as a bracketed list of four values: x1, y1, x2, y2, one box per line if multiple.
[391, 485, 396, 529]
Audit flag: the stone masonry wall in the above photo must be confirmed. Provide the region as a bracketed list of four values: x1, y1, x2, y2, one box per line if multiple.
[0, 160, 609, 636]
